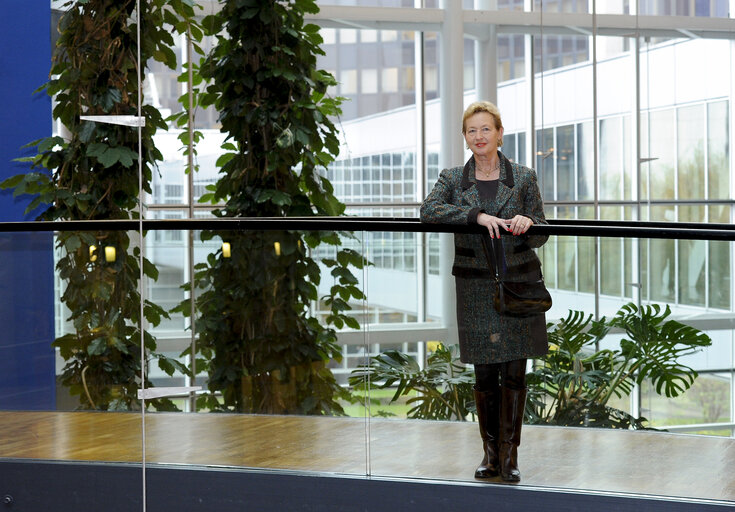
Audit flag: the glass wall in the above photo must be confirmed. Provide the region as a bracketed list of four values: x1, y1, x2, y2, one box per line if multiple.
[124, 0, 735, 433]
[6, 2, 735, 508]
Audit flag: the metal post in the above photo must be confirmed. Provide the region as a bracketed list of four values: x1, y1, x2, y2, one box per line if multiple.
[524, 0, 535, 168]
[591, 0, 600, 323]
[186, 28, 198, 413]
[135, 1, 147, 510]
[415, 0, 428, 325]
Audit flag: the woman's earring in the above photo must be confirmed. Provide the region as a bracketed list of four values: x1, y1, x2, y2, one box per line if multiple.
[498, 138, 503, 147]
[466, 143, 469, 149]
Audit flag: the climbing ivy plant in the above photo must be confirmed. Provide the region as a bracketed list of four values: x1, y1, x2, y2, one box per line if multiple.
[178, 0, 366, 414]
[0, 0, 202, 410]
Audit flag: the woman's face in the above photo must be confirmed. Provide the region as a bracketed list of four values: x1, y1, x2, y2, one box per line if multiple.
[463, 111, 503, 158]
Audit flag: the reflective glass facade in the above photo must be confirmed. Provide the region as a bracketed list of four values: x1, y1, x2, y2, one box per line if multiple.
[2, 2, 735, 508]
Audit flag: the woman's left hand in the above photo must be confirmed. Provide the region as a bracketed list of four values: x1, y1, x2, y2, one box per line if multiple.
[506, 215, 533, 236]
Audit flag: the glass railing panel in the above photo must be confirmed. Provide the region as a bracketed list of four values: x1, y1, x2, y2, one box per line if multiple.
[0, 230, 146, 475]
[360, 228, 463, 479]
[642, 370, 734, 435]
[0, 231, 55, 416]
[364, 230, 734, 503]
[3, 221, 734, 506]
[140, 228, 370, 484]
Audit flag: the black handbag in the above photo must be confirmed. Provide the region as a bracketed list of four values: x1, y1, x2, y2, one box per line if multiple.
[480, 235, 552, 317]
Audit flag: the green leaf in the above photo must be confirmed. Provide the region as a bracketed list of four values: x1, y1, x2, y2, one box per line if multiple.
[143, 257, 159, 280]
[216, 152, 235, 167]
[65, 234, 82, 253]
[38, 136, 65, 153]
[0, 174, 24, 190]
[202, 14, 224, 35]
[88, 337, 107, 356]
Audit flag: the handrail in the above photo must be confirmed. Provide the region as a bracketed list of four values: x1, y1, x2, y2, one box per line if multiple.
[1, 217, 735, 240]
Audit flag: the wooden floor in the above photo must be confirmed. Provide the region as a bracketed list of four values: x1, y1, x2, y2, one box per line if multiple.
[2, 411, 734, 504]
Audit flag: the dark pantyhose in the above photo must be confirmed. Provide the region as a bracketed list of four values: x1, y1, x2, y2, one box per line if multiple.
[474, 359, 526, 391]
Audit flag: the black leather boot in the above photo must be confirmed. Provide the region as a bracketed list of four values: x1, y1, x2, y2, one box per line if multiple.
[473, 386, 500, 478]
[498, 386, 527, 482]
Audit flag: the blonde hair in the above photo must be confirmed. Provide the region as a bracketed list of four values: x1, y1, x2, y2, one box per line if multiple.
[462, 101, 504, 147]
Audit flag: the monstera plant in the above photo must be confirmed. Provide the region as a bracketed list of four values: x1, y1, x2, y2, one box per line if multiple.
[0, 0, 201, 410]
[352, 303, 711, 428]
[526, 303, 711, 428]
[350, 344, 476, 421]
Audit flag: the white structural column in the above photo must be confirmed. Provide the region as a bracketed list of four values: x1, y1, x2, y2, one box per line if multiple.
[523, 0, 535, 168]
[474, 0, 498, 104]
[438, 0, 464, 345]
[731, 0, 735, 215]
[440, 0, 465, 168]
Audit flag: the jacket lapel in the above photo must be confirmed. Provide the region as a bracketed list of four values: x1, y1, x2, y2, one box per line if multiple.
[491, 152, 514, 215]
[459, 156, 481, 207]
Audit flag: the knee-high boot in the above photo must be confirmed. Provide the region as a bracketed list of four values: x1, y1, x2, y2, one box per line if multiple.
[498, 386, 527, 482]
[473, 386, 500, 478]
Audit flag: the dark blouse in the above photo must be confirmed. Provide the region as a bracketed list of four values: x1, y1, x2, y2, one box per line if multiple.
[475, 178, 499, 201]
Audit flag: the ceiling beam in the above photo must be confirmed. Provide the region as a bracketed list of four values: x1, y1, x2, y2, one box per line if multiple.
[306, 5, 735, 40]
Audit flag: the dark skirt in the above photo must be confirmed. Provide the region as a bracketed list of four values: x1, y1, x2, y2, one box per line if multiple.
[454, 271, 549, 365]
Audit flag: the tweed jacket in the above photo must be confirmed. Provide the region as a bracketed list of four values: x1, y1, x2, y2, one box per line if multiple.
[419, 152, 549, 364]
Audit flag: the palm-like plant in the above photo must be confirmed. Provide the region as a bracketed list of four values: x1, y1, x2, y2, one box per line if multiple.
[349, 344, 475, 421]
[352, 303, 712, 428]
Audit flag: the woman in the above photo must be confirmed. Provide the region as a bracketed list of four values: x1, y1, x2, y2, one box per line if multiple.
[420, 101, 549, 482]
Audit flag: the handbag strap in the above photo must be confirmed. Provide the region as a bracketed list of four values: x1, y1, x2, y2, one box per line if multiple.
[480, 235, 503, 282]
[481, 234, 546, 283]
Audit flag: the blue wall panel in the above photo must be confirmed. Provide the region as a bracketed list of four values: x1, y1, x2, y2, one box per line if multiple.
[0, 1, 55, 409]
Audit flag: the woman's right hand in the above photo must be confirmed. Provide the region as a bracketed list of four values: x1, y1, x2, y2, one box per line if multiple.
[477, 213, 510, 238]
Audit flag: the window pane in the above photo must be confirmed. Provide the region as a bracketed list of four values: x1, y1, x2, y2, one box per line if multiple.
[677, 104, 705, 200]
[647, 206, 676, 302]
[556, 207, 576, 291]
[641, 373, 732, 431]
[319, 28, 418, 204]
[577, 121, 594, 201]
[503, 133, 516, 163]
[709, 240, 731, 310]
[708, 100, 730, 200]
[709, 203, 731, 309]
[678, 206, 706, 306]
[497, 34, 526, 82]
[600, 117, 622, 200]
[517, 132, 526, 167]
[361, 68, 378, 94]
[600, 206, 622, 296]
[647, 109, 676, 200]
[536, 128, 554, 200]
[623, 115, 633, 200]
[539, 237, 557, 288]
[577, 237, 595, 294]
[556, 125, 575, 201]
